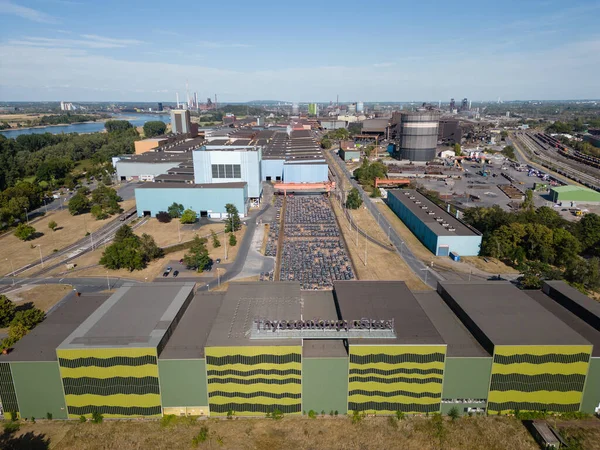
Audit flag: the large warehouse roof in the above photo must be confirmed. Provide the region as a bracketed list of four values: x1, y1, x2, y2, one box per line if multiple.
[414, 291, 489, 357]
[438, 282, 591, 349]
[388, 190, 481, 237]
[136, 182, 247, 190]
[302, 291, 347, 358]
[58, 282, 195, 350]
[3, 294, 109, 362]
[160, 292, 224, 359]
[334, 281, 445, 346]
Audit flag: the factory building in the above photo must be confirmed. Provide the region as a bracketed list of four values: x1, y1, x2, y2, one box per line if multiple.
[192, 145, 262, 199]
[115, 152, 193, 182]
[438, 119, 462, 144]
[395, 111, 440, 161]
[135, 182, 248, 219]
[261, 130, 328, 183]
[549, 185, 600, 204]
[2, 280, 599, 419]
[171, 109, 192, 135]
[386, 190, 482, 256]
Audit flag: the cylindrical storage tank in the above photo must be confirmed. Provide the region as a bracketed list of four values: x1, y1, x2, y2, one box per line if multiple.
[398, 111, 440, 161]
[357, 101, 364, 113]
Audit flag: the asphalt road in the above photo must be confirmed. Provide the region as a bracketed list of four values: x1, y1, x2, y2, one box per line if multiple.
[328, 151, 442, 288]
[0, 276, 136, 296]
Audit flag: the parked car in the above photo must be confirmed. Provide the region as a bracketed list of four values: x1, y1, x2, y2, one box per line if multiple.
[172, 270, 179, 278]
[215, 258, 221, 264]
[179, 259, 184, 264]
[162, 271, 169, 277]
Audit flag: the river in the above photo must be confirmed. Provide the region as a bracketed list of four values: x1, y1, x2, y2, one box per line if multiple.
[0, 113, 171, 139]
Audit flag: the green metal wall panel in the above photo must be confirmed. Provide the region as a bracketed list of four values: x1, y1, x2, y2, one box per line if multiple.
[10, 362, 68, 420]
[158, 360, 208, 407]
[442, 358, 492, 399]
[582, 357, 600, 414]
[302, 358, 348, 415]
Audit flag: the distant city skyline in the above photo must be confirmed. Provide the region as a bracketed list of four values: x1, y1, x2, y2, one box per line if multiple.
[1, 0, 599, 102]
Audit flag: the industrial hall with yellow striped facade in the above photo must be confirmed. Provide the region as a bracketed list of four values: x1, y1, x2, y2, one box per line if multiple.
[0, 279, 599, 419]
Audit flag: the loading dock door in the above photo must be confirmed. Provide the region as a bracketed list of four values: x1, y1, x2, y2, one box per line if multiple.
[437, 245, 450, 257]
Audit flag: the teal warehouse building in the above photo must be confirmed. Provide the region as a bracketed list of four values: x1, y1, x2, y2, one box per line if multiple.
[135, 182, 248, 219]
[386, 189, 482, 257]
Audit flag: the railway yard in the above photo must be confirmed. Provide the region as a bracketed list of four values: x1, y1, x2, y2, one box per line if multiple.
[512, 131, 600, 191]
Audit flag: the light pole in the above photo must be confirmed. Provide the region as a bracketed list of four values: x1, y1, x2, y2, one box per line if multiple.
[24, 207, 29, 225]
[6, 258, 15, 286]
[400, 241, 404, 255]
[420, 267, 429, 285]
[364, 231, 368, 266]
[224, 231, 228, 260]
[177, 220, 181, 243]
[217, 267, 222, 287]
[37, 245, 44, 268]
[106, 271, 110, 290]
[90, 232, 94, 251]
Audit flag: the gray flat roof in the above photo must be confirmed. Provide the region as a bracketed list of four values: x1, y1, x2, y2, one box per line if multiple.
[136, 182, 246, 190]
[121, 153, 192, 163]
[438, 282, 591, 348]
[543, 280, 600, 327]
[206, 282, 303, 347]
[334, 281, 446, 346]
[388, 190, 481, 237]
[58, 282, 195, 350]
[3, 294, 109, 362]
[413, 291, 489, 357]
[301, 291, 348, 357]
[155, 174, 194, 182]
[159, 292, 224, 359]
[526, 291, 600, 357]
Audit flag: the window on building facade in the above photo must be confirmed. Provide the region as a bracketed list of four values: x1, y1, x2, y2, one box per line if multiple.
[211, 164, 241, 179]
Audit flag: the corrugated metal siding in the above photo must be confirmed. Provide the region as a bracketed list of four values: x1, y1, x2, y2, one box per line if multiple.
[11, 362, 68, 419]
[302, 358, 349, 414]
[158, 360, 208, 408]
[283, 163, 328, 183]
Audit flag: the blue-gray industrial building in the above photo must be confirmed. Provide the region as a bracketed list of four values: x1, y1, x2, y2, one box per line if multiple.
[135, 182, 248, 219]
[387, 189, 482, 257]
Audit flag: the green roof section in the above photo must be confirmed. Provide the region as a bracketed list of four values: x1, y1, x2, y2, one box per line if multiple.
[549, 185, 600, 203]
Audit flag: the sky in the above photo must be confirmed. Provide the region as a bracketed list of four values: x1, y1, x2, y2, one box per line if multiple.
[0, 0, 599, 102]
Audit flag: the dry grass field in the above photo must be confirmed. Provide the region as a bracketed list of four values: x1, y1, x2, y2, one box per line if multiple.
[46, 223, 246, 281]
[6, 415, 593, 450]
[330, 198, 428, 290]
[0, 199, 135, 277]
[5, 284, 72, 312]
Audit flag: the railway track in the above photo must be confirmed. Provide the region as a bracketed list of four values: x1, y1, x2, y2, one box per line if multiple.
[513, 132, 600, 191]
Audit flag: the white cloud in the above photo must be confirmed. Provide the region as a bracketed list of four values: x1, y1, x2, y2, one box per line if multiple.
[196, 40, 253, 49]
[8, 34, 144, 49]
[373, 62, 396, 68]
[0, 0, 58, 23]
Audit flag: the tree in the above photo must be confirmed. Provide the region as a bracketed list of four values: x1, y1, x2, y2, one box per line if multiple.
[370, 187, 381, 198]
[14, 223, 37, 241]
[346, 188, 362, 210]
[565, 257, 600, 291]
[143, 121, 167, 138]
[104, 120, 133, 133]
[552, 228, 581, 267]
[114, 224, 136, 243]
[521, 189, 535, 211]
[90, 204, 108, 220]
[11, 308, 45, 329]
[577, 213, 600, 256]
[352, 159, 388, 186]
[211, 230, 221, 248]
[7, 321, 29, 342]
[229, 233, 237, 247]
[180, 209, 197, 224]
[502, 145, 516, 160]
[48, 220, 58, 231]
[139, 233, 163, 260]
[156, 211, 171, 223]
[453, 143, 462, 156]
[0, 295, 16, 327]
[68, 193, 90, 215]
[168, 202, 184, 218]
[183, 236, 210, 271]
[365, 144, 375, 158]
[448, 407, 460, 420]
[320, 138, 332, 150]
[91, 184, 121, 216]
[224, 203, 241, 232]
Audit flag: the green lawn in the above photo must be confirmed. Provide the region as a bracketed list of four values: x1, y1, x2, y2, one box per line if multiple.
[73, 159, 94, 174]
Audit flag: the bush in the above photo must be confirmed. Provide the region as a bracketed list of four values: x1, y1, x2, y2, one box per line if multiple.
[11, 307, 45, 329]
[14, 223, 37, 241]
[346, 188, 362, 210]
[156, 211, 171, 223]
[395, 410, 405, 421]
[192, 425, 210, 446]
[48, 220, 58, 231]
[91, 410, 103, 423]
[448, 407, 459, 420]
[168, 202, 184, 218]
[46, 412, 53, 420]
[160, 414, 176, 427]
[79, 415, 87, 423]
[229, 233, 237, 247]
[180, 209, 197, 224]
[351, 410, 363, 424]
[30, 416, 35, 423]
[271, 409, 283, 420]
[211, 230, 221, 248]
[0, 295, 16, 328]
[9, 411, 18, 422]
[308, 410, 317, 419]
[227, 410, 234, 420]
[3, 421, 20, 433]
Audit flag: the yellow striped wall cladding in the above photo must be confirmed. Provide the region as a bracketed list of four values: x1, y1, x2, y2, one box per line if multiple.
[487, 345, 592, 414]
[348, 345, 446, 414]
[205, 346, 302, 416]
[57, 347, 161, 418]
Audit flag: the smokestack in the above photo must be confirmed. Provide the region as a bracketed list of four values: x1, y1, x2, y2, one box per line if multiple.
[176, 92, 180, 109]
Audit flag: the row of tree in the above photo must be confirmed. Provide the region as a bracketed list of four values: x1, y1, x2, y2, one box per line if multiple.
[463, 204, 600, 291]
